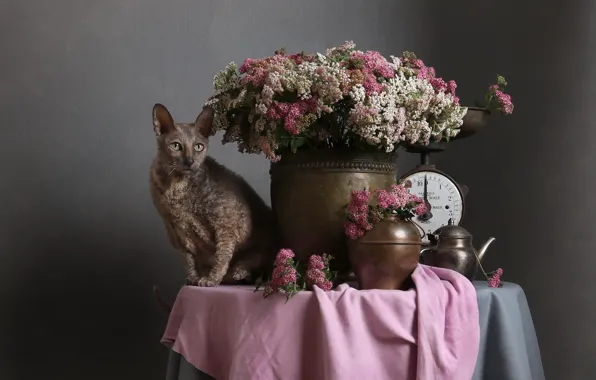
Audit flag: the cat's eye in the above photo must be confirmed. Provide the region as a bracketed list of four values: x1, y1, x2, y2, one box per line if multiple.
[169, 142, 182, 151]
[194, 144, 204, 152]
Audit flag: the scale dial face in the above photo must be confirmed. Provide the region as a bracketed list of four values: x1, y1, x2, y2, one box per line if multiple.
[400, 170, 464, 244]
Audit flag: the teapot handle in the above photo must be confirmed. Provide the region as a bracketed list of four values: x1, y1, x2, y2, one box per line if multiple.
[419, 246, 434, 256]
[409, 219, 427, 239]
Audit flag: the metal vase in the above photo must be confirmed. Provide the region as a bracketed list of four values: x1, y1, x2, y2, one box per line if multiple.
[347, 217, 421, 290]
[270, 148, 397, 275]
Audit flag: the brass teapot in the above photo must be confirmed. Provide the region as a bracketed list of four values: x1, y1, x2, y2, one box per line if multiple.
[419, 219, 495, 280]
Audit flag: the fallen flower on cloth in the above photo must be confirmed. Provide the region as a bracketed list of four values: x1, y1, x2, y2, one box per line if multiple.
[486, 268, 503, 288]
[474, 252, 504, 288]
[257, 249, 336, 301]
[305, 254, 334, 291]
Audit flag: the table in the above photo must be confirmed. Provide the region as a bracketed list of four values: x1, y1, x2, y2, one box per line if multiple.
[163, 278, 544, 379]
[473, 282, 545, 380]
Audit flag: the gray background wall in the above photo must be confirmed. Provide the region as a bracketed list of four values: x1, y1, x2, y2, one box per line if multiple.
[0, 0, 591, 379]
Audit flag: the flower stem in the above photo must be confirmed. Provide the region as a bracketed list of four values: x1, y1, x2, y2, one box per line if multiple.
[473, 250, 490, 281]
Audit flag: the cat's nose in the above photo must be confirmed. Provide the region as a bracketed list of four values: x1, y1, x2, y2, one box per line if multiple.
[184, 158, 194, 166]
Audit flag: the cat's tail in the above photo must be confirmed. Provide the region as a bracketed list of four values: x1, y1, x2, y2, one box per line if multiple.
[153, 285, 173, 314]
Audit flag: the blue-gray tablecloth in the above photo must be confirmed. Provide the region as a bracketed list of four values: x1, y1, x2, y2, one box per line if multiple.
[165, 282, 545, 380]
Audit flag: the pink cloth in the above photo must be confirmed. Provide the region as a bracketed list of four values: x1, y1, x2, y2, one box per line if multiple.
[162, 264, 479, 380]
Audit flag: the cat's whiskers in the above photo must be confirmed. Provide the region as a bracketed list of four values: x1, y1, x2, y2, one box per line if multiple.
[168, 164, 179, 176]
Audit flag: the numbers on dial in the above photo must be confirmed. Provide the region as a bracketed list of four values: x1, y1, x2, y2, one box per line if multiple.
[400, 170, 464, 244]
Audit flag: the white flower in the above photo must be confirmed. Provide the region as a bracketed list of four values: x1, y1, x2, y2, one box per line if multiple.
[349, 85, 366, 103]
[254, 118, 267, 132]
[388, 55, 402, 69]
[206, 44, 467, 153]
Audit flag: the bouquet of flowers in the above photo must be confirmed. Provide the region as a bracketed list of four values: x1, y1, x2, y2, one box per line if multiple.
[344, 184, 428, 240]
[484, 75, 514, 115]
[206, 41, 467, 162]
[258, 249, 336, 301]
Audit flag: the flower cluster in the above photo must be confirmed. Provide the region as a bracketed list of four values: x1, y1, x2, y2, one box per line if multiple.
[305, 254, 334, 291]
[262, 248, 300, 300]
[344, 184, 427, 239]
[474, 251, 504, 288]
[206, 42, 467, 161]
[485, 75, 514, 115]
[259, 249, 336, 301]
[486, 268, 503, 288]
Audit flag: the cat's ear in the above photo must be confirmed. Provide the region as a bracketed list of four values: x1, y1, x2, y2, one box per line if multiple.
[195, 106, 214, 137]
[152, 103, 175, 136]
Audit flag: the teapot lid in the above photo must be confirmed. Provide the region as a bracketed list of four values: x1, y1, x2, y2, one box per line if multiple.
[433, 219, 472, 238]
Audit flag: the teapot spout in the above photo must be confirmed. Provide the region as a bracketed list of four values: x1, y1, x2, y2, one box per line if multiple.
[477, 237, 496, 262]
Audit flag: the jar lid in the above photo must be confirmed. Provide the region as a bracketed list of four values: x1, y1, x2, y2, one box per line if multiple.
[433, 219, 472, 238]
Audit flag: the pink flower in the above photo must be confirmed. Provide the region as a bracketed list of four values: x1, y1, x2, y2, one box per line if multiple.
[346, 189, 374, 235]
[487, 77, 514, 115]
[305, 268, 325, 284]
[239, 58, 256, 74]
[351, 189, 371, 204]
[346, 185, 430, 238]
[430, 77, 447, 92]
[362, 74, 384, 95]
[407, 193, 423, 203]
[447, 80, 457, 95]
[487, 268, 503, 288]
[402, 58, 425, 69]
[318, 280, 333, 291]
[344, 221, 364, 239]
[417, 65, 433, 80]
[411, 61, 458, 98]
[348, 210, 368, 224]
[271, 265, 297, 287]
[495, 90, 514, 114]
[274, 248, 295, 267]
[372, 185, 415, 211]
[348, 202, 368, 215]
[389, 184, 410, 208]
[287, 53, 314, 65]
[305, 268, 333, 291]
[266, 98, 319, 135]
[266, 101, 289, 120]
[488, 277, 500, 288]
[350, 51, 395, 79]
[414, 202, 428, 216]
[375, 189, 394, 208]
[308, 255, 325, 270]
[239, 54, 293, 87]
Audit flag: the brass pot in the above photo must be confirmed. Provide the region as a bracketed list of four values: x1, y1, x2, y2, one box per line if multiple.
[270, 148, 397, 275]
[453, 106, 491, 140]
[347, 217, 421, 290]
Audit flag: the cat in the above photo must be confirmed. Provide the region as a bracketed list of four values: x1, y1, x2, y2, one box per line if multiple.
[149, 103, 277, 289]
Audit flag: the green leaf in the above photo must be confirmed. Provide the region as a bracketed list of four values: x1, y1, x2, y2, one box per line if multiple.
[496, 74, 507, 87]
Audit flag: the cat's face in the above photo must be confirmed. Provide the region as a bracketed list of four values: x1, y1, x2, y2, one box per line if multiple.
[152, 104, 213, 174]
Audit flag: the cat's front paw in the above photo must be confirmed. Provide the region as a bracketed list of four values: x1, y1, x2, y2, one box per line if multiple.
[185, 276, 199, 286]
[196, 276, 221, 287]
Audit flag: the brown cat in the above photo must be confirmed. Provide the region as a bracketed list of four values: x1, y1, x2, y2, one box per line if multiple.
[150, 103, 277, 287]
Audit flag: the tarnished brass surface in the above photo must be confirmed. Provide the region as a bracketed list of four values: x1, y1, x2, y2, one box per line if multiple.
[347, 217, 421, 290]
[453, 106, 491, 140]
[270, 148, 397, 275]
[420, 220, 495, 280]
